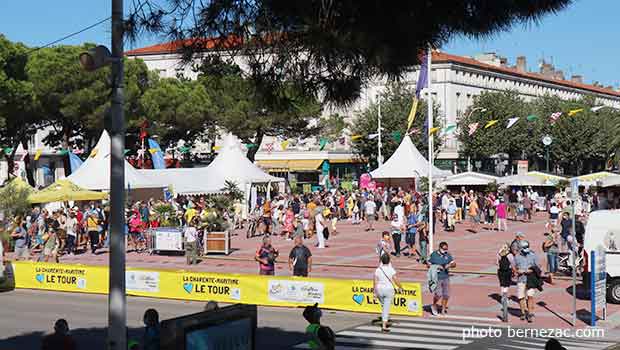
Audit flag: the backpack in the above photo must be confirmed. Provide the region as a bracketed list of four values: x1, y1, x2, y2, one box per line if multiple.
[498, 255, 511, 271]
[317, 325, 336, 350]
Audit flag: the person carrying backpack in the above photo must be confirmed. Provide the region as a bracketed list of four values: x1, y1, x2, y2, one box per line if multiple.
[303, 303, 335, 350]
[497, 244, 512, 322]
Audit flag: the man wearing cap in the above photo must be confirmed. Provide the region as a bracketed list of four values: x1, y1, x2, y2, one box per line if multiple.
[514, 240, 540, 322]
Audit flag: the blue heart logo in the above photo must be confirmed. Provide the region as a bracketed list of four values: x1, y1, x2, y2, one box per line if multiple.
[36, 274, 45, 283]
[352, 294, 364, 305]
[183, 283, 193, 294]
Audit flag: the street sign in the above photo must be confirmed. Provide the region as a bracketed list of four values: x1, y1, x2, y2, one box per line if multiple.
[590, 245, 607, 326]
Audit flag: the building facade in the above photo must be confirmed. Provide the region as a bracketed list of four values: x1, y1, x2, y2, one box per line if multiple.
[126, 42, 620, 180]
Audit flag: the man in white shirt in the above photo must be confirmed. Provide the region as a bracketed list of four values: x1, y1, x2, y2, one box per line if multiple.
[365, 195, 377, 232]
[65, 211, 78, 255]
[184, 219, 199, 265]
[391, 201, 405, 256]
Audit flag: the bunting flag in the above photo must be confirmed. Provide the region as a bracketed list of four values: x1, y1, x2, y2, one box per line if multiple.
[72, 149, 84, 155]
[442, 124, 457, 135]
[280, 140, 290, 150]
[468, 123, 479, 136]
[243, 144, 256, 150]
[429, 127, 440, 135]
[506, 117, 520, 129]
[265, 143, 274, 153]
[34, 148, 43, 161]
[407, 98, 419, 130]
[69, 153, 83, 173]
[124, 149, 130, 155]
[591, 106, 605, 113]
[568, 108, 584, 116]
[147, 138, 166, 169]
[351, 135, 363, 141]
[319, 138, 328, 150]
[367, 133, 379, 140]
[391, 131, 402, 143]
[148, 148, 158, 154]
[3, 147, 13, 155]
[526, 114, 539, 122]
[212, 145, 221, 151]
[58, 149, 70, 156]
[90, 148, 99, 158]
[484, 120, 499, 129]
[20, 150, 28, 161]
[137, 149, 145, 157]
[549, 112, 562, 122]
[408, 128, 421, 135]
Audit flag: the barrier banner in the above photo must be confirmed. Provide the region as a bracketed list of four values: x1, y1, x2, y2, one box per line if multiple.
[12, 262, 423, 317]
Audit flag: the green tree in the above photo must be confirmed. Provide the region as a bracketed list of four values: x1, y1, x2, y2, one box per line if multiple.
[197, 60, 323, 161]
[139, 77, 216, 148]
[318, 114, 347, 142]
[127, 0, 571, 105]
[350, 82, 442, 169]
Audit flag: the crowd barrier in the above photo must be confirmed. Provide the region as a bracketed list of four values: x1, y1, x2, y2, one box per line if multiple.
[11, 261, 423, 317]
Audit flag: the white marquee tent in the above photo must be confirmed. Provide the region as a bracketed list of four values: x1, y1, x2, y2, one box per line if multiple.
[498, 174, 557, 187]
[67, 131, 164, 190]
[370, 135, 452, 181]
[439, 171, 498, 187]
[139, 134, 283, 196]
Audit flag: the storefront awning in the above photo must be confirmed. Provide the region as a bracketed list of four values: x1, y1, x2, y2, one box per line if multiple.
[329, 158, 365, 164]
[256, 159, 324, 172]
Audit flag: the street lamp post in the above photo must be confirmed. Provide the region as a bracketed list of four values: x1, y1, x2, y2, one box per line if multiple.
[542, 135, 552, 173]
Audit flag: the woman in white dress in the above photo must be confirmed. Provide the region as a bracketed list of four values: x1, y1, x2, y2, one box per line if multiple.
[373, 254, 403, 332]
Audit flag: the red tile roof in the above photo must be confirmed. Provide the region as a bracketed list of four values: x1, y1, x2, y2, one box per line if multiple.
[432, 51, 620, 97]
[126, 40, 620, 98]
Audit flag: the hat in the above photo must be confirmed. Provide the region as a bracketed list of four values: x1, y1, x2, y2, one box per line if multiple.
[515, 232, 525, 238]
[519, 240, 530, 253]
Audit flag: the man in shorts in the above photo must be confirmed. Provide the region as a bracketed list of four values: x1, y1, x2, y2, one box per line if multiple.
[364, 195, 377, 231]
[11, 217, 29, 261]
[428, 242, 456, 315]
[514, 240, 540, 322]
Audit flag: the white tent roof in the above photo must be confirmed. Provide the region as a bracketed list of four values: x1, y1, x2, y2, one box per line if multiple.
[67, 131, 164, 190]
[439, 172, 498, 186]
[498, 174, 557, 187]
[601, 174, 620, 188]
[139, 134, 283, 195]
[370, 136, 451, 180]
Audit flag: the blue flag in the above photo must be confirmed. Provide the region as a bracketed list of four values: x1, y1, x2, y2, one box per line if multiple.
[415, 53, 428, 99]
[69, 153, 83, 174]
[147, 138, 166, 169]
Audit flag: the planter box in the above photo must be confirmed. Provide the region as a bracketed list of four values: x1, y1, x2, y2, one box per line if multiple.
[203, 230, 231, 255]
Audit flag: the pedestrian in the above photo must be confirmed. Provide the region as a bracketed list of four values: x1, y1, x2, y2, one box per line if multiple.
[390, 200, 405, 257]
[446, 199, 456, 231]
[376, 231, 392, 258]
[428, 241, 456, 316]
[86, 210, 100, 254]
[65, 211, 78, 255]
[496, 198, 508, 232]
[514, 240, 542, 323]
[314, 205, 328, 249]
[418, 221, 429, 264]
[42, 228, 60, 263]
[283, 205, 295, 240]
[303, 303, 336, 350]
[184, 218, 199, 265]
[373, 253, 403, 332]
[549, 201, 560, 228]
[497, 244, 512, 322]
[289, 236, 313, 277]
[142, 308, 160, 350]
[405, 207, 418, 259]
[523, 194, 533, 222]
[559, 212, 572, 253]
[255, 236, 278, 275]
[41, 319, 76, 350]
[10, 216, 29, 261]
[468, 196, 480, 232]
[364, 195, 377, 232]
[542, 232, 559, 277]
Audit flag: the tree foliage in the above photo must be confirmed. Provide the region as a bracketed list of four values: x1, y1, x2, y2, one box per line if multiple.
[350, 82, 442, 169]
[457, 91, 620, 175]
[127, 0, 572, 105]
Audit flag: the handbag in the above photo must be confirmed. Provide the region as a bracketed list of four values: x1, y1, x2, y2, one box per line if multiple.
[379, 266, 398, 293]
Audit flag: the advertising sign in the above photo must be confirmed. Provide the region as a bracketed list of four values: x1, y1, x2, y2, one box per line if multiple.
[590, 245, 607, 326]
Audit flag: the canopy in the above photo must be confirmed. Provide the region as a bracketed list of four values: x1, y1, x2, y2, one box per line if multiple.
[68, 131, 164, 190]
[439, 172, 498, 187]
[572, 171, 619, 187]
[370, 136, 451, 180]
[602, 174, 620, 188]
[527, 171, 566, 182]
[28, 179, 108, 203]
[498, 174, 557, 187]
[139, 134, 283, 196]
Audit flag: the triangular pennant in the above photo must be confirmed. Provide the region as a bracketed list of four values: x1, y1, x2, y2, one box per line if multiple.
[3, 147, 13, 155]
[408, 128, 421, 135]
[319, 138, 328, 151]
[468, 123, 479, 136]
[591, 106, 605, 113]
[407, 98, 419, 131]
[280, 140, 289, 150]
[58, 149, 70, 155]
[148, 148, 159, 154]
[506, 117, 520, 129]
[526, 115, 539, 122]
[243, 144, 256, 150]
[90, 148, 99, 158]
[568, 108, 584, 116]
[34, 148, 43, 161]
[549, 112, 562, 122]
[212, 145, 221, 151]
[391, 131, 402, 143]
[124, 149, 130, 155]
[484, 120, 499, 129]
[442, 124, 457, 135]
[429, 127, 440, 135]
[367, 133, 379, 140]
[351, 135, 363, 141]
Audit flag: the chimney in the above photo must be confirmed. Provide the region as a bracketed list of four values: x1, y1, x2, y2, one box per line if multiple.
[499, 56, 508, 67]
[606, 85, 614, 90]
[540, 61, 555, 78]
[516, 56, 527, 72]
[571, 75, 583, 84]
[553, 70, 565, 80]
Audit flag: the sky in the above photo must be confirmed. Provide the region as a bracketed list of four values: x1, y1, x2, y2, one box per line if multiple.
[0, 0, 618, 88]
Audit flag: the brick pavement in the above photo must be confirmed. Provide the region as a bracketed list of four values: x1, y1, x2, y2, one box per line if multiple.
[12, 211, 620, 329]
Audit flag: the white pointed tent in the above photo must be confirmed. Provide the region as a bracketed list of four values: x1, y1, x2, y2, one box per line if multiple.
[138, 134, 283, 196]
[370, 136, 452, 182]
[67, 131, 163, 190]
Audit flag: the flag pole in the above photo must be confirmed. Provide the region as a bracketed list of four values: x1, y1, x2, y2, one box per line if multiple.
[378, 95, 383, 166]
[426, 44, 434, 253]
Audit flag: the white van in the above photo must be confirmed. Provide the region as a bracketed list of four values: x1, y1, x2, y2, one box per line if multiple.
[583, 210, 620, 303]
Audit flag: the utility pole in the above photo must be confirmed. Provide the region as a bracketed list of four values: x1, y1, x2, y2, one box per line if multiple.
[108, 0, 126, 348]
[377, 96, 383, 166]
[426, 45, 434, 253]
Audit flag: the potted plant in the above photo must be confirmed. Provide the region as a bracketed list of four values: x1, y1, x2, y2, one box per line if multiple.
[201, 181, 243, 255]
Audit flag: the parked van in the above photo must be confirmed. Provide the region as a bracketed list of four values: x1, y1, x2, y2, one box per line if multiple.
[583, 210, 620, 303]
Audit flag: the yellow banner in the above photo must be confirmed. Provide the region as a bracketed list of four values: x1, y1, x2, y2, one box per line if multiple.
[12, 262, 422, 317]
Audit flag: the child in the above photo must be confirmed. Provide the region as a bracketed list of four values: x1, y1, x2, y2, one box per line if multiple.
[142, 308, 160, 350]
[303, 303, 335, 350]
[43, 229, 60, 263]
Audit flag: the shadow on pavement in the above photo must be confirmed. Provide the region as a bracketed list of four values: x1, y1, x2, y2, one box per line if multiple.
[564, 283, 591, 300]
[0, 325, 307, 350]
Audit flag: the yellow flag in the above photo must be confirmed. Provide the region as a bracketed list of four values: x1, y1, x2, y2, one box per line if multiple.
[34, 148, 43, 161]
[351, 135, 363, 141]
[212, 145, 221, 151]
[407, 98, 419, 130]
[484, 120, 499, 129]
[568, 108, 584, 116]
[148, 148, 159, 154]
[280, 140, 289, 150]
[429, 127, 440, 135]
[90, 148, 99, 158]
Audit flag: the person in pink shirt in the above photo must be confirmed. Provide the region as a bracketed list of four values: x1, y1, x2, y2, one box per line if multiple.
[496, 198, 508, 231]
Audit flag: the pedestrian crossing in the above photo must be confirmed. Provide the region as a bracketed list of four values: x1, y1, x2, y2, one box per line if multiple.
[292, 316, 618, 350]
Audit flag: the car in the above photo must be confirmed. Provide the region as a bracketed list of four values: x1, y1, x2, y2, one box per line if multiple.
[583, 210, 620, 303]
